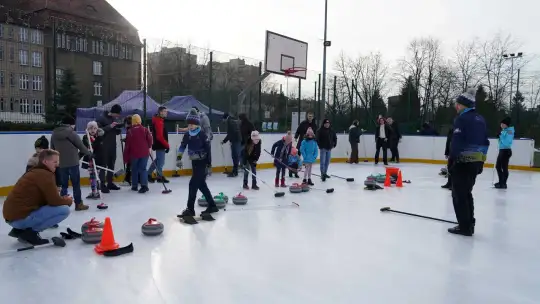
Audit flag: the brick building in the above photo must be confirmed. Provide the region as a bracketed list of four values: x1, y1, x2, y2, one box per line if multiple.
[1, 0, 141, 122]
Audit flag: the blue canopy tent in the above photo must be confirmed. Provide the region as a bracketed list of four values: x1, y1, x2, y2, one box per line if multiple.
[163, 95, 224, 121]
[75, 90, 186, 131]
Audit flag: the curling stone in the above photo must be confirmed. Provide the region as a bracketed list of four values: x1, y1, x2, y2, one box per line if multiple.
[215, 197, 226, 209]
[198, 196, 208, 207]
[214, 192, 229, 204]
[141, 218, 164, 236]
[81, 217, 104, 233]
[81, 227, 103, 244]
[301, 183, 310, 192]
[232, 193, 248, 205]
[289, 183, 302, 193]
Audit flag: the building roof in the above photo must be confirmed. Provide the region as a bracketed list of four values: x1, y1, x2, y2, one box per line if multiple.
[3, 0, 141, 45]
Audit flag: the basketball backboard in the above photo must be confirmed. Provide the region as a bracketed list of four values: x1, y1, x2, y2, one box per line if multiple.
[264, 31, 308, 79]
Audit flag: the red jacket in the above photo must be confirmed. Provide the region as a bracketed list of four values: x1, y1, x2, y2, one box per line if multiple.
[123, 125, 152, 162]
[151, 116, 169, 150]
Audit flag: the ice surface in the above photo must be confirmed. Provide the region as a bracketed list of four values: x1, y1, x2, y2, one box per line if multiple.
[0, 163, 539, 304]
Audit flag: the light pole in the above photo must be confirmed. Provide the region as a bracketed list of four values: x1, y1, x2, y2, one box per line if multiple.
[502, 52, 523, 109]
[321, 0, 330, 123]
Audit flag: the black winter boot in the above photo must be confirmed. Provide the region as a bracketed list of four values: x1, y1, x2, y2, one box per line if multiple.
[202, 205, 219, 214]
[308, 179, 314, 186]
[180, 208, 196, 217]
[447, 225, 473, 236]
[18, 228, 49, 245]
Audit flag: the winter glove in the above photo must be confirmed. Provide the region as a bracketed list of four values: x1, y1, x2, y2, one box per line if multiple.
[165, 148, 170, 153]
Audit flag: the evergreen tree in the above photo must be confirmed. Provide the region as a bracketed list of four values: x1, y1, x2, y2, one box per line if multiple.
[370, 89, 387, 119]
[55, 69, 81, 117]
[393, 76, 421, 132]
[475, 85, 501, 136]
[511, 91, 526, 135]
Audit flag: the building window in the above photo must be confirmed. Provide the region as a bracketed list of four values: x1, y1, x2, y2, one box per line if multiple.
[19, 28, 29, 42]
[9, 47, 14, 62]
[32, 75, 43, 91]
[96, 100, 103, 107]
[0, 46, 3, 60]
[91, 41, 97, 54]
[93, 61, 102, 75]
[19, 50, 28, 65]
[0, 25, 3, 38]
[8, 27, 13, 39]
[0, 71, 4, 87]
[19, 74, 29, 90]
[93, 82, 102, 96]
[0, 98, 3, 111]
[31, 30, 43, 44]
[32, 100, 43, 114]
[56, 68, 64, 81]
[10, 73, 15, 87]
[32, 51, 42, 67]
[99, 41, 104, 55]
[20, 98, 30, 113]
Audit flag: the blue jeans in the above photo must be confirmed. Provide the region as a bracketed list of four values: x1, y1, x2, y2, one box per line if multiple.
[320, 149, 331, 175]
[148, 149, 166, 177]
[58, 165, 82, 204]
[230, 142, 242, 171]
[9, 205, 70, 232]
[131, 157, 149, 187]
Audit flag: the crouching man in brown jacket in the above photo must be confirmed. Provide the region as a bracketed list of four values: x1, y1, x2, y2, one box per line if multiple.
[3, 149, 72, 245]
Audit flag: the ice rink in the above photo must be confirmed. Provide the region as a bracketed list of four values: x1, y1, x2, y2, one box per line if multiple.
[0, 163, 539, 304]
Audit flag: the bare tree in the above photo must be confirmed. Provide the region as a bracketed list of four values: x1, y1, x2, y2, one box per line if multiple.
[454, 40, 483, 91]
[399, 37, 443, 120]
[335, 51, 388, 112]
[477, 33, 527, 106]
[432, 62, 460, 107]
[528, 75, 540, 109]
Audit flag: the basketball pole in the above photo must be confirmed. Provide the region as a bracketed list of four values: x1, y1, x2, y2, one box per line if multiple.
[321, 0, 328, 124]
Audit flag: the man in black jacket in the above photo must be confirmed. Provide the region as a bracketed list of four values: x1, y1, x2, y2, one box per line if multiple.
[294, 112, 317, 156]
[374, 117, 391, 165]
[386, 117, 401, 163]
[221, 112, 242, 177]
[441, 127, 454, 189]
[96, 104, 122, 193]
[347, 120, 361, 163]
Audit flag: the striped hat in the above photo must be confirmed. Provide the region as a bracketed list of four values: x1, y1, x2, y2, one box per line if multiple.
[456, 88, 476, 108]
[186, 109, 200, 125]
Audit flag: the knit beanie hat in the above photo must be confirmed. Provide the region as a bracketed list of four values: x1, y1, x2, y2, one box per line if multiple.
[131, 114, 142, 125]
[456, 88, 476, 108]
[87, 121, 98, 130]
[501, 117, 511, 126]
[110, 104, 122, 114]
[34, 135, 49, 149]
[61, 114, 75, 125]
[251, 130, 261, 141]
[186, 109, 201, 125]
[306, 127, 315, 137]
[283, 131, 293, 144]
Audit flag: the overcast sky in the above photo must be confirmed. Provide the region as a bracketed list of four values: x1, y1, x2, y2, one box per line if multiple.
[108, 0, 538, 96]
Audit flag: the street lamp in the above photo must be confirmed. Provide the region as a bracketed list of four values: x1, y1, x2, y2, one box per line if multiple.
[321, 0, 330, 123]
[502, 52, 523, 108]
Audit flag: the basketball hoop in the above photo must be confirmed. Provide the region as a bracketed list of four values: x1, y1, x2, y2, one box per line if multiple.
[283, 67, 307, 78]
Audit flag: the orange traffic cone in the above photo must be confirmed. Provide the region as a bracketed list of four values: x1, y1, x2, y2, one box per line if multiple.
[384, 173, 391, 187]
[94, 217, 119, 254]
[396, 170, 403, 187]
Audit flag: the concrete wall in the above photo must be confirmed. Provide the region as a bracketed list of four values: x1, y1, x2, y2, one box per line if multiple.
[0, 131, 535, 194]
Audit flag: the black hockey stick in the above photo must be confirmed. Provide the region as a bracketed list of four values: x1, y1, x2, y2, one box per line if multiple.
[244, 168, 285, 197]
[224, 202, 299, 211]
[380, 207, 458, 224]
[330, 174, 355, 182]
[149, 153, 172, 194]
[0, 237, 66, 254]
[309, 186, 334, 193]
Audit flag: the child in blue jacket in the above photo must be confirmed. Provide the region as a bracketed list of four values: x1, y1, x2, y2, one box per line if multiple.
[495, 117, 514, 189]
[288, 148, 302, 178]
[300, 128, 318, 185]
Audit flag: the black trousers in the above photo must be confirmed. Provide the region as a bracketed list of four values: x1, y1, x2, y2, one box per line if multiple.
[374, 138, 388, 164]
[451, 162, 482, 229]
[98, 151, 116, 185]
[187, 160, 215, 210]
[275, 167, 286, 179]
[495, 149, 512, 185]
[289, 163, 299, 177]
[445, 157, 455, 186]
[349, 142, 359, 163]
[389, 139, 399, 162]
